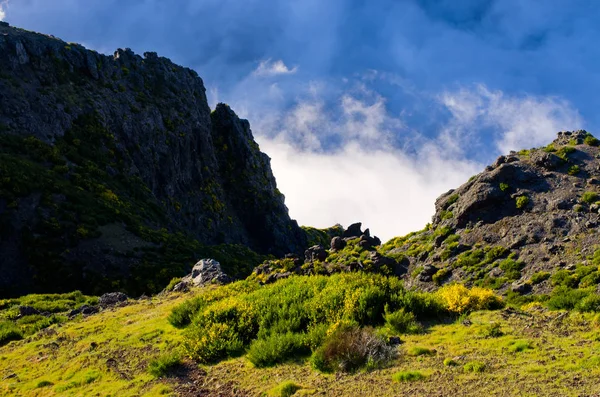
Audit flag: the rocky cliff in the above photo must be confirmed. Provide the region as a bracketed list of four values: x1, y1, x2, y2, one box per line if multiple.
[381, 130, 600, 297]
[0, 22, 306, 296]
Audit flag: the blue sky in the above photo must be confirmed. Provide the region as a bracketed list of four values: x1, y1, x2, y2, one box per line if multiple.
[1, 0, 595, 239]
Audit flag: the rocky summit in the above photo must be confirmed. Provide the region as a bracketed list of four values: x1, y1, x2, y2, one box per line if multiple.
[381, 130, 600, 295]
[0, 23, 305, 296]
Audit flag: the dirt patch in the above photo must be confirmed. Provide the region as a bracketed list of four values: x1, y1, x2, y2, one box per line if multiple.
[171, 361, 249, 396]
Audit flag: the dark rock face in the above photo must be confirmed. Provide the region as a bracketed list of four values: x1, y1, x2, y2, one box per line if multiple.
[99, 292, 128, 307]
[330, 236, 346, 251]
[0, 25, 305, 296]
[343, 223, 363, 238]
[305, 245, 328, 262]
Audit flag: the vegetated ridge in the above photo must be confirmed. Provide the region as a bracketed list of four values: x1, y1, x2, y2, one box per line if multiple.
[0, 22, 305, 297]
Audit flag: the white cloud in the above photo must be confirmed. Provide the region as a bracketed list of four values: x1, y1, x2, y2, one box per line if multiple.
[259, 135, 479, 242]
[0, 2, 6, 21]
[253, 59, 298, 76]
[231, 76, 582, 242]
[439, 85, 583, 154]
[249, 88, 482, 242]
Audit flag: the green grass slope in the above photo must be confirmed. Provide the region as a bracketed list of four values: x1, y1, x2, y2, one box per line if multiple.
[2, 276, 600, 396]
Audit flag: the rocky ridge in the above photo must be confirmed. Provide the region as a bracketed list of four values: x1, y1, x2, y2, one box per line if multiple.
[382, 130, 600, 295]
[0, 23, 305, 296]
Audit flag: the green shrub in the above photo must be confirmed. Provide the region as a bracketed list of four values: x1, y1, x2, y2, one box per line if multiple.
[446, 194, 459, 207]
[385, 308, 421, 334]
[568, 165, 580, 175]
[268, 381, 302, 397]
[246, 332, 310, 367]
[576, 294, 600, 312]
[551, 271, 578, 288]
[407, 346, 434, 356]
[481, 322, 503, 338]
[443, 358, 458, 366]
[148, 351, 182, 378]
[0, 321, 23, 345]
[432, 268, 451, 286]
[557, 145, 576, 159]
[36, 380, 54, 388]
[463, 361, 486, 373]
[508, 340, 533, 353]
[485, 246, 509, 262]
[582, 191, 599, 204]
[310, 325, 395, 373]
[168, 296, 207, 328]
[530, 271, 550, 285]
[499, 183, 509, 192]
[499, 259, 525, 280]
[177, 274, 448, 365]
[546, 286, 590, 310]
[392, 370, 426, 382]
[515, 196, 529, 209]
[585, 135, 600, 146]
[165, 277, 182, 292]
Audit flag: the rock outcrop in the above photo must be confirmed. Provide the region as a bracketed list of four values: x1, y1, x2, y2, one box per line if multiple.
[0, 24, 305, 296]
[383, 130, 600, 295]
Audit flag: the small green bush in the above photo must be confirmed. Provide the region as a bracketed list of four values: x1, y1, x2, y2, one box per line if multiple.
[268, 381, 302, 397]
[576, 294, 600, 312]
[481, 322, 503, 338]
[585, 135, 600, 146]
[551, 270, 578, 288]
[168, 296, 206, 328]
[407, 346, 434, 356]
[246, 332, 310, 367]
[463, 361, 486, 373]
[443, 358, 458, 366]
[0, 321, 23, 345]
[530, 271, 551, 285]
[392, 370, 426, 382]
[36, 380, 54, 388]
[499, 183, 509, 192]
[165, 277, 182, 292]
[515, 196, 529, 209]
[446, 194, 459, 207]
[499, 259, 525, 280]
[568, 165, 581, 175]
[385, 308, 421, 334]
[508, 340, 533, 353]
[557, 145, 576, 159]
[546, 287, 589, 310]
[148, 352, 182, 378]
[432, 268, 451, 286]
[581, 191, 599, 204]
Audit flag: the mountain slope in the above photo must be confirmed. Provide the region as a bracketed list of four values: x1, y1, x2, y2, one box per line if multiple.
[381, 130, 600, 296]
[0, 22, 305, 296]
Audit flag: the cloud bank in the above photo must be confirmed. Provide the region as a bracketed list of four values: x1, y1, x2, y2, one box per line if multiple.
[241, 81, 582, 241]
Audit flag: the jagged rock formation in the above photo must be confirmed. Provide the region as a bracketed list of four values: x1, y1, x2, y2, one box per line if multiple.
[381, 130, 600, 295]
[252, 223, 407, 283]
[0, 23, 305, 296]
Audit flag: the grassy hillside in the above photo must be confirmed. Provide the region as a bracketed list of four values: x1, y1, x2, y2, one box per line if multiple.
[2, 277, 600, 396]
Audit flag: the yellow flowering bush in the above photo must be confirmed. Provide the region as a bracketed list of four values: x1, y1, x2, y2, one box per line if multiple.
[437, 284, 503, 313]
